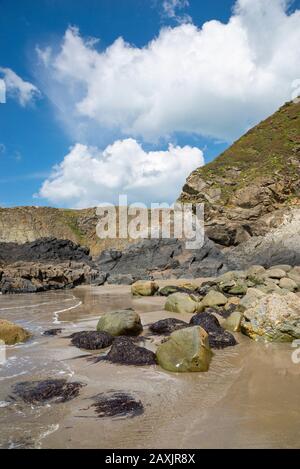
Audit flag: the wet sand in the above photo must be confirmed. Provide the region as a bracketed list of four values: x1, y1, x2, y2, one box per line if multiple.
[0, 284, 300, 449]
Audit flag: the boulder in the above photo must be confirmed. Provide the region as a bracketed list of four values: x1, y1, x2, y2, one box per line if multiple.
[165, 293, 200, 314]
[97, 309, 143, 336]
[156, 326, 212, 372]
[271, 265, 292, 272]
[265, 268, 286, 279]
[227, 281, 248, 296]
[241, 292, 300, 342]
[257, 281, 282, 294]
[239, 288, 266, 311]
[201, 290, 227, 308]
[279, 277, 297, 292]
[177, 282, 198, 292]
[222, 311, 243, 332]
[287, 271, 300, 288]
[149, 318, 189, 335]
[246, 265, 266, 277]
[189, 312, 237, 349]
[131, 280, 159, 296]
[0, 319, 30, 345]
[158, 285, 182, 296]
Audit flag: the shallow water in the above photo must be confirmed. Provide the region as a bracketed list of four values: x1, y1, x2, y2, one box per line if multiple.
[0, 285, 300, 449]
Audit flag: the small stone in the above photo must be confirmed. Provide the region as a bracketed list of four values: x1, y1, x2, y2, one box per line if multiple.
[201, 290, 227, 308]
[265, 268, 286, 279]
[131, 281, 159, 296]
[279, 277, 297, 291]
[165, 293, 200, 314]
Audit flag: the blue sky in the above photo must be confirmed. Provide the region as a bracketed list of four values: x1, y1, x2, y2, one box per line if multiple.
[0, 0, 300, 208]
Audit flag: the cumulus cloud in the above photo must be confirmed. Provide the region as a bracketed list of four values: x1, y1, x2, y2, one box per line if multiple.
[37, 0, 300, 143]
[162, 0, 192, 24]
[0, 67, 40, 106]
[38, 139, 204, 207]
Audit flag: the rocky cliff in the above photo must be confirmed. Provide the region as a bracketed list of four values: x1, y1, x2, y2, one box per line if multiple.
[0, 207, 133, 256]
[180, 99, 300, 246]
[1, 100, 300, 290]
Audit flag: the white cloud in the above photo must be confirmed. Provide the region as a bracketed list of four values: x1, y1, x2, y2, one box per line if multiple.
[162, 0, 192, 24]
[0, 144, 5, 155]
[0, 67, 40, 106]
[37, 0, 300, 143]
[38, 139, 204, 207]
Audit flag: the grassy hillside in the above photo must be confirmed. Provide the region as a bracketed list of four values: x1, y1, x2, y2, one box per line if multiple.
[180, 99, 300, 207]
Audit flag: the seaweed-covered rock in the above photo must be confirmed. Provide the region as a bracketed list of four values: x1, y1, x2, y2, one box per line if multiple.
[105, 337, 156, 366]
[149, 318, 189, 335]
[71, 331, 113, 350]
[190, 312, 237, 349]
[97, 309, 143, 336]
[12, 379, 83, 404]
[0, 319, 30, 345]
[156, 326, 212, 372]
[43, 328, 62, 336]
[91, 391, 144, 418]
[165, 293, 200, 314]
[131, 280, 159, 296]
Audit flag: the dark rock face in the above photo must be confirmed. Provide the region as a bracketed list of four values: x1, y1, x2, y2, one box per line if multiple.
[0, 237, 99, 294]
[0, 237, 93, 265]
[91, 391, 144, 418]
[11, 379, 83, 404]
[190, 312, 237, 349]
[149, 318, 189, 335]
[71, 331, 113, 350]
[96, 237, 229, 281]
[104, 337, 156, 366]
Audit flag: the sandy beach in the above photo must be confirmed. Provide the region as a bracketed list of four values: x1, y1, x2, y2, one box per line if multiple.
[0, 283, 300, 449]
